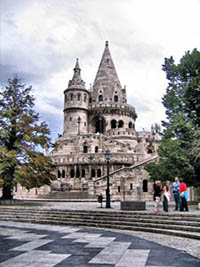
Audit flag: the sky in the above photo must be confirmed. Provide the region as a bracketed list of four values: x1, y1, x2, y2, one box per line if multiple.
[1, 0, 200, 141]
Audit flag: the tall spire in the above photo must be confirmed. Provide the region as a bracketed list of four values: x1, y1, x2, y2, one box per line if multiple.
[68, 58, 85, 89]
[93, 41, 122, 90]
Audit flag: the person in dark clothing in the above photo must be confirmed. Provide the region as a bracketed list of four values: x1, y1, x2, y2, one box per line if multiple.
[154, 181, 162, 212]
[162, 185, 171, 212]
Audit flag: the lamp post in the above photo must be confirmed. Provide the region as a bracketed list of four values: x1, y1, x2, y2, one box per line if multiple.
[104, 150, 111, 208]
[77, 117, 81, 135]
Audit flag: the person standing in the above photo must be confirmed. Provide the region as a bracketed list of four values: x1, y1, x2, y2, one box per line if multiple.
[172, 177, 180, 211]
[179, 180, 189, 211]
[162, 185, 171, 212]
[154, 181, 162, 212]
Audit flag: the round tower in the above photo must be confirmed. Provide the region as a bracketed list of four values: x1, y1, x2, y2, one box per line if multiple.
[89, 42, 137, 146]
[63, 59, 89, 136]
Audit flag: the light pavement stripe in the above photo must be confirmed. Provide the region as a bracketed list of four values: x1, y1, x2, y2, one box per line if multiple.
[115, 249, 150, 267]
[0, 250, 70, 267]
[89, 241, 131, 265]
[10, 239, 53, 251]
[86, 236, 116, 248]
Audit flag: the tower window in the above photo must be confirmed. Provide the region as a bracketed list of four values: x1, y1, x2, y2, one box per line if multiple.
[58, 170, 61, 178]
[114, 95, 118, 102]
[95, 146, 98, 153]
[84, 94, 87, 102]
[99, 95, 103, 102]
[78, 93, 81, 101]
[70, 169, 74, 178]
[70, 117, 72, 121]
[97, 169, 101, 177]
[62, 170, 65, 178]
[91, 169, 96, 177]
[118, 186, 120, 193]
[70, 93, 74, 101]
[111, 119, 117, 129]
[118, 120, 124, 128]
[143, 180, 148, 192]
[82, 169, 85, 177]
[76, 168, 80, 178]
[89, 97, 92, 103]
[129, 122, 132, 128]
[130, 183, 133, 190]
[83, 146, 88, 153]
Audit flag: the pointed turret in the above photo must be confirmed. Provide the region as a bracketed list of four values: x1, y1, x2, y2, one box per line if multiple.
[68, 58, 85, 89]
[93, 41, 121, 89]
[92, 41, 126, 104]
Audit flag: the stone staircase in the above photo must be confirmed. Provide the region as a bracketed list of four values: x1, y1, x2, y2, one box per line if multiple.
[0, 207, 200, 240]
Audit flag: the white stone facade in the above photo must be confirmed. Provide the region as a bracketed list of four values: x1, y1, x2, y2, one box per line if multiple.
[14, 42, 160, 200]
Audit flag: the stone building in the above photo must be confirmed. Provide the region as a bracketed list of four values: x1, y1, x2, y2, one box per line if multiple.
[14, 41, 160, 200]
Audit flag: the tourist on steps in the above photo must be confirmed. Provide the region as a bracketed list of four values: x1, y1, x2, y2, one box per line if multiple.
[154, 181, 162, 212]
[172, 177, 180, 211]
[162, 185, 171, 212]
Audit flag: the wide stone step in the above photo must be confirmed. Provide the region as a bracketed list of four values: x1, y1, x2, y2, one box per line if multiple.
[0, 213, 200, 233]
[1, 208, 200, 223]
[0, 216, 200, 240]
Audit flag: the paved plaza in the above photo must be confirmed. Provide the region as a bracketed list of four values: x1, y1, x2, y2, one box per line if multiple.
[0, 220, 200, 267]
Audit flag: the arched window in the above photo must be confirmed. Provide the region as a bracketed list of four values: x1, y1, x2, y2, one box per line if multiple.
[95, 146, 98, 153]
[114, 95, 118, 102]
[99, 95, 103, 102]
[78, 93, 81, 101]
[95, 115, 104, 134]
[62, 170, 65, 178]
[83, 146, 88, 153]
[70, 169, 74, 178]
[111, 119, 117, 129]
[143, 180, 148, 192]
[81, 169, 85, 178]
[76, 168, 80, 178]
[97, 169, 101, 177]
[91, 169, 96, 178]
[128, 122, 132, 128]
[58, 170, 61, 178]
[147, 144, 153, 154]
[118, 120, 124, 128]
[70, 93, 74, 101]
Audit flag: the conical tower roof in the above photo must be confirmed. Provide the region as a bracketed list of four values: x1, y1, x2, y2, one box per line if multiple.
[68, 58, 85, 89]
[93, 41, 122, 90]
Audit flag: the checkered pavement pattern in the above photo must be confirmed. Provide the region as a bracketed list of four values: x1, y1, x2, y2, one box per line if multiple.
[0, 221, 199, 267]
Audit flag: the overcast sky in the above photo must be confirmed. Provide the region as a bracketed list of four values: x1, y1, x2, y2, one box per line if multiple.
[1, 0, 200, 140]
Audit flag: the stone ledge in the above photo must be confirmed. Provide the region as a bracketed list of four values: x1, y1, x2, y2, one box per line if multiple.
[120, 201, 146, 211]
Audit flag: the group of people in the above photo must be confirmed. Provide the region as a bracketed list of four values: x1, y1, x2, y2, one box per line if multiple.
[153, 177, 189, 213]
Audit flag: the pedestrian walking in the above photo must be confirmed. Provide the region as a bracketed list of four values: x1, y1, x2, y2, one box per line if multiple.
[162, 185, 171, 212]
[172, 177, 180, 211]
[154, 181, 162, 212]
[179, 180, 189, 212]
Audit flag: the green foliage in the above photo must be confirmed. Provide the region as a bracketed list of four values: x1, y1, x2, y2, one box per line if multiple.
[0, 76, 56, 199]
[146, 49, 200, 186]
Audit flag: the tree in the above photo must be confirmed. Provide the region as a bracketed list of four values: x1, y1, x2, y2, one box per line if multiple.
[145, 49, 200, 186]
[0, 76, 56, 199]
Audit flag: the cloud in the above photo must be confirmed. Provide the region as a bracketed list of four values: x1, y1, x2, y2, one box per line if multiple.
[1, 0, 200, 140]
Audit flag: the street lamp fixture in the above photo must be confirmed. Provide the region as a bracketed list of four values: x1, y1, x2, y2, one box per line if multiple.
[104, 149, 111, 208]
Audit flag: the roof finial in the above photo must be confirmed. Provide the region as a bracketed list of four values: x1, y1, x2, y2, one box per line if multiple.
[105, 41, 109, 47]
